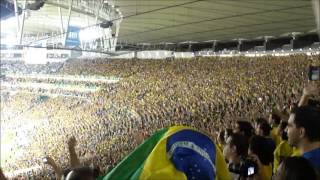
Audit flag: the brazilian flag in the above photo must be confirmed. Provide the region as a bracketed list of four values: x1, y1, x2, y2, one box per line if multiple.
[102, 126, 230, 180]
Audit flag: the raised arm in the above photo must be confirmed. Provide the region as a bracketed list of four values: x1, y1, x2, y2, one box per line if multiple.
[68, 136, 81, 168]
[43, 156, 63, 180]
[298, 83, 319, 107]
[0, 168, 7, 180]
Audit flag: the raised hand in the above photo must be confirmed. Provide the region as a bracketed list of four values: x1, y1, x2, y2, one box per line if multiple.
[68, 136, 77, 148]
[303, 82, 319, 96]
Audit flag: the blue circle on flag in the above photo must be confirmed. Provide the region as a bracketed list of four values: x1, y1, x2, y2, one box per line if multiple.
[166, 129, 216, 180]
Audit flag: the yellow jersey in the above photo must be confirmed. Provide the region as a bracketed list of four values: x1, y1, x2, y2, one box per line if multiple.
[273, 140, 293, 173]
[260, 164, 273, 180]
[270, 126, 281, 146]
[291, 147, 302, 157]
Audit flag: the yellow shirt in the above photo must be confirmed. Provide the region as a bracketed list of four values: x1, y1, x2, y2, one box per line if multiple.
[273, 140, 293, 173]
[217, 143, 224, 153]
[291, 147, 302, 157]
[270, 127, 281, 146]
[215, 144, 232, 180]
[260, 164, 273, 180]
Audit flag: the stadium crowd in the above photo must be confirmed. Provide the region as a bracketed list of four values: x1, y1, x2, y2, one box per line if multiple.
[1, 54, 320, 179]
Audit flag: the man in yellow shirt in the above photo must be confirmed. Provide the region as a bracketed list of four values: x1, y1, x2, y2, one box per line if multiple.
[291, 147, 301, 157]
[273, 121, 293, 173]
[268, 113, 281, 146]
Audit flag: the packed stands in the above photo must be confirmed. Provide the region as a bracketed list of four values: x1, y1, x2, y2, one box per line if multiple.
[1, 54, 320, 179]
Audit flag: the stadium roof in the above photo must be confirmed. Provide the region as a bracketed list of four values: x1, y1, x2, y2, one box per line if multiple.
[2, 0, 317, 44]
[116, 0, 316, 44]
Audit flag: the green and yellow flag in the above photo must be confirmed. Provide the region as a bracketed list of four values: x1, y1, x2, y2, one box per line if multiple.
[103, 126, 230, 180]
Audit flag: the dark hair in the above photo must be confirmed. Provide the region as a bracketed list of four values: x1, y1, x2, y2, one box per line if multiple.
[65, 167, 99, 180]
[0, 169, 6, 180]
[218, 130, 225, 143]
[258, 121, 272, 137]
[291, 106, 320, 142]
[279, 121, 288, 140]
[229, 133, 249, 157]
[308, 99, 320, 108]
[281, 157, 319, 180]
[236, 121, 254, 138]
[225, 128, 233, 138]
[271, 113, 281, 125]
[255, 117, 267, 126]
[249, 135, 274, 165]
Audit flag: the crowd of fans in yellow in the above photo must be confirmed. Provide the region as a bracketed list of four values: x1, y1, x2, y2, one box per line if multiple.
[1, 54, 319, 179]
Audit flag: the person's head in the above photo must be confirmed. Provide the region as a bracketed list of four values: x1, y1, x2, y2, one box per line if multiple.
[224, 128, 233, 142]
[0, 168, 6, 180]
[248, 135, 274, 166]
[278, 121, 288, 141]
[223, 133, 249, 163]
[254, 117, 267, 132]
[274, 157, 319, 180]
[287, 105, 320, 147]
[65, 167, 99, 180]
[268, 113, 281, 126]
[234, 121, 254, 139]
[256, 121, 272, 137]
[218, 129, 225, 145]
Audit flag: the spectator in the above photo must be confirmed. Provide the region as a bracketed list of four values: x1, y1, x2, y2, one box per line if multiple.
[287, 105, 320, 170]
[65, 167, 98, 180]
[68, 136, 81, 168]
[273, 156, 319, 180]
[217, 129, 226, 152]
[224, 128, 234, 143]
[234, 121, 254, 140]
[255, 118, 276, 153]
[43, 156, 63, 180]
[248, 135, 274, 180]
[273, 121, 293, 173]
[0, 168, 7, 180]
[268, 113, 281, 146]
[223, 133, 249, 179]
[254, 118, 267, 133]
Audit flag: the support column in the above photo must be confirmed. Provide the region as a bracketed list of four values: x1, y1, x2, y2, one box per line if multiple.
[212, 41, 217, 52]
[64, 0, 73, 45]
[290, 34, 296, 50]
[95, 0, 104, 24]
[313, 0, 320, 37]
[13, 0, 20, 35]
[57, 0, 64, 34]
[263, 37, 269, 51]
[18, 0, 27, 44]
[237, 40, 242, 52]
[188, 43, 192, 51]
[86, 15, 90, 26]
[134, 51, 138, 59]
[108, 37, 112, 51]
[103, 29, 109, 51]
[112, 19, 121, 51]
[100, 36, 104, 50]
